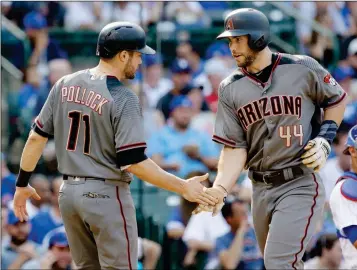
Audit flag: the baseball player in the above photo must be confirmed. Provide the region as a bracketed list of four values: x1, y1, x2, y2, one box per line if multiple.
[329, 125, 357, 269]
[193, 8, 347, 269]
[12, 22, 220, 270]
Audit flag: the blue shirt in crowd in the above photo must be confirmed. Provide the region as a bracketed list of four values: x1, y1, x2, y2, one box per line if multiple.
[1, 239, 40, 270]
[28, 208, 63, 244]
[147, 125, 220, 178]
[210, 227, 264, 270]
[1, 173, 16, 206]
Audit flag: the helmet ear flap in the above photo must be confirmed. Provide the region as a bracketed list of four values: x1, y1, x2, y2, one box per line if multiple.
[248, 33, 268, 52]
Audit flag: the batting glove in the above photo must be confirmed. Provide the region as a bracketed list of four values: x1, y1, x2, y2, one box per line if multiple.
[301, 137, 331, 172]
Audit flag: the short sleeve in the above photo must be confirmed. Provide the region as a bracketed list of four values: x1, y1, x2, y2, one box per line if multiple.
[113, 92, 146, 153]
[33, 84, 57, 137]
[212, 84, 247, 148]
[306, 57, 347, 109]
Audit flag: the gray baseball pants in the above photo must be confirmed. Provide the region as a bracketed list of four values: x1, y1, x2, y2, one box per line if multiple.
[250, 167, 325, 269]
[58, 177, 137, 270]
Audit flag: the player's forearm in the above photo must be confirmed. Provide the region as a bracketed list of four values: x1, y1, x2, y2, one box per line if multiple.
[127, 158, 185, 195]
[213, 147, 247, 192]
[151, 154, 179, 171]
[323, 101, 346, 125]
[20, 131, 48, 171]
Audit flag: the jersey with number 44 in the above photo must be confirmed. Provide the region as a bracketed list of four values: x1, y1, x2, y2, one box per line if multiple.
[33, 70, 146, 182]
[213, 53, 346, 171]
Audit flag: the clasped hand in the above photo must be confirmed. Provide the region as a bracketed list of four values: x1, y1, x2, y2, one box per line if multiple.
[181, 174, 227, 214]
[192, 186, 227, 217]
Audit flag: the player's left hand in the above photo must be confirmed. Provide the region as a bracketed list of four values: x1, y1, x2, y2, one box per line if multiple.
[13, 185, 41, 222]
[192, 186, 227, 217]
[301, 137, 331, 172]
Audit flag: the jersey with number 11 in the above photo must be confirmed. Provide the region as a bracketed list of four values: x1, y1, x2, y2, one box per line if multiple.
[33, 70, 146, 182]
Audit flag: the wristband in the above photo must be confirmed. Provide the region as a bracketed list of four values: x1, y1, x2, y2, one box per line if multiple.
[15, 169, 33, 187]
[317, 120, 338, 145]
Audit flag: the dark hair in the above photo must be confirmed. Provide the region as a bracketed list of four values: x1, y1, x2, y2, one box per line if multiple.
[221, 198, 244, 219]
[102, 50, 134, 61]
[333, 121, 352, 145]
[310, 233, 338, 258]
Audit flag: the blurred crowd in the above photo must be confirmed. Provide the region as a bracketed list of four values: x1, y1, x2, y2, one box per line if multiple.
[2, 1, 357, 270]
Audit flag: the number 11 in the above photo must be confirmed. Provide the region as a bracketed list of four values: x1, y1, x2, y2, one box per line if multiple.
[67, 111, 91, 155]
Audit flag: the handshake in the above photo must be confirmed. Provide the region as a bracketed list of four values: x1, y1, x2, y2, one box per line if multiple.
[182, 173, 228, 216]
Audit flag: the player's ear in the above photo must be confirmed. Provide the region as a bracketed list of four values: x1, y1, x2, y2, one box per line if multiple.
[118, 51, 129, 63]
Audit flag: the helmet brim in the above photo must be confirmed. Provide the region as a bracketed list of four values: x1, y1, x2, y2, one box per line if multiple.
[216, 30, 249, 40]
[138, 45, 156, 55]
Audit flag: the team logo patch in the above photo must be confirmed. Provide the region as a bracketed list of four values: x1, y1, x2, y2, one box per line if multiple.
[226, 18, 234, 30]
[323, 74, 337, 86]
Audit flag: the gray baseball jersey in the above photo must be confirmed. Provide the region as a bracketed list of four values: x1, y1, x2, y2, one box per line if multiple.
[213, 53, 346, 171]
[33, 70, 146, 182]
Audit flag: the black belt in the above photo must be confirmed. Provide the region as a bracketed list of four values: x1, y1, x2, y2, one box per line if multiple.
[63, 175, 105, 181]
[251, 166, 304, 186]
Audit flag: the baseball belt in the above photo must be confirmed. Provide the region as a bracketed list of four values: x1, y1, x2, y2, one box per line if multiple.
[63, 175, 105, 182]
[249, 166, 305, 186]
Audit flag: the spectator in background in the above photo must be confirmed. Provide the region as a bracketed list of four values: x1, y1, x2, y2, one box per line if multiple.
[23, 11, 67, 74]
[205, 42, 236, 73]
[64, 2, 108, 31]
[333, 65, 355, 98]
[166, 171, 212, 240]
[8, 174, 51, 219]
[181, 83, 210, 115]
[344, 100, 357, 127]
[108, 2, 149, 27]
[304, 233, 344, 269]
[28, 177, 63, 244]
[206, 198, 263, 270]
[17, 66, 42, 136]
[296, 2, 351, 53]
[341, 2, 357, 49]
[37, 58, 72, 112]
[165, 2, 208, 29]
[165, 172, 212, 269]
[342, 37, 357, 79]
[143, 54, 173, 108]
[41, 140, 61, 178]
[1, 153, 16, 206]
[182, 196, 230, 267]
[156, 59, 192, 119]
[204, 57, 229, 112]
[148, 95, 219, 178]
[319, 122, 351, 201]
[176, 42, 210, 94]
[137, 237, 162, 270]
[2, 206, 9, 243]
[1, 210, 40, 270]
[22, 230, 72, 270]
[142, 2, 164, 26]
[308, 10, 334, 67]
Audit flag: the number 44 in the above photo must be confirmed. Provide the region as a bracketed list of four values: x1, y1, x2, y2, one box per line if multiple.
[279, 125, 303, 147]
